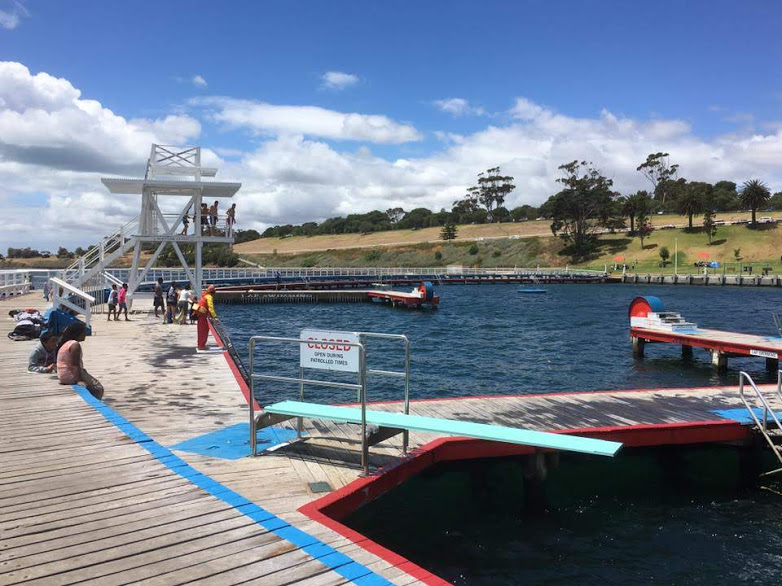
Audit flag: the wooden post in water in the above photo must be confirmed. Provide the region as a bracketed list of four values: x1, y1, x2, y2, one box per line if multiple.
[766, 357, 779, 372]
[681, 345, 693, 359]
[711, 350, 728, 372]
[632, 336, 645, 357]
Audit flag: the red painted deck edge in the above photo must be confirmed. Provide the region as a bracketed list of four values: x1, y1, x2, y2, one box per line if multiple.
[336, 382, 756, 408]
[298, 420, 750, 585]
[208, 319, 260, 411]
[213, 322, 753, 585]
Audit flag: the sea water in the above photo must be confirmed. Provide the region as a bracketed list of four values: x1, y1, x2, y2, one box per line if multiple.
[219, 284, 782, 584]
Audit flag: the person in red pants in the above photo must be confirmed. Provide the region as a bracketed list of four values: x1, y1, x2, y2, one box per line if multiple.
[196, 285, 217, 350]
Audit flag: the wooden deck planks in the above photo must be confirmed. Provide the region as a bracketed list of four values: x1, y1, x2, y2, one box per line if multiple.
[1, 292, 758, 586]
[0, 296, 402, 586]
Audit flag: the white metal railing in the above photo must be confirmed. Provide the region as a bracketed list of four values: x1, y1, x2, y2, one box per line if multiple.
[62, 216, 139, 285]
[49, 277, 96, 328]
[0, 269, 32, 297]
[98, 266, 606, 286]
[158, 213, 235, 239]
[738, 371, 782, 476]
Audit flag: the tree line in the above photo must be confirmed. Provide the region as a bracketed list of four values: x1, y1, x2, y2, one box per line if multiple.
[542, 153, 777, 258]
[260, 157, 781, 249]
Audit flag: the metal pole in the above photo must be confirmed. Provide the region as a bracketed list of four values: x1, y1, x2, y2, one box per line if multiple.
[403, 336, 410, 454]
[360, 346, 368, 475]
[674, 237, 678, 275]
[249, 339, 256, 456]
[298, 366, 304, 438]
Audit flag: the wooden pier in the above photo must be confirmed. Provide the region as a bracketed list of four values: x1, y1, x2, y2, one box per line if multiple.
[0, 293, 772, 585]
[217, 289, 370, 304]
[628, 296, 782, 372]
[631, 326, 782, 372]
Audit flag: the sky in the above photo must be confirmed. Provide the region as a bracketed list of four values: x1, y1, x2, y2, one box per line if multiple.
[1, 0, 782, 251]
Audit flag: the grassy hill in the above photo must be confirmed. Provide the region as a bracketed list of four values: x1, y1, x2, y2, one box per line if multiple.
[237, 211, 782, 273]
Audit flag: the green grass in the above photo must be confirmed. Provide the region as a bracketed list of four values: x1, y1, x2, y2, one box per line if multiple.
[579, 224, 782, 273]
[243, 223, 782, 273]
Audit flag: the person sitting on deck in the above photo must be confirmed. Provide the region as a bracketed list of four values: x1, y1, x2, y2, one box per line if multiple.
[55, 321, 104, 400]
[195, 285, 218, 350]
[28, 331, 58, 373]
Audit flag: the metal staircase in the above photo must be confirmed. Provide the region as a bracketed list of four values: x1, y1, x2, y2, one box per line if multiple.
[61, 216, 139, 289]
[739, 371, 782, 476]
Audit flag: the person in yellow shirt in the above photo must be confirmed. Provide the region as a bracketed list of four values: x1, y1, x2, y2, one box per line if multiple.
[196, 285, 218, 350]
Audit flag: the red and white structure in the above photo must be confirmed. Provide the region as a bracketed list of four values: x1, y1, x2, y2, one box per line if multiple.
[629, 296, 782, 371]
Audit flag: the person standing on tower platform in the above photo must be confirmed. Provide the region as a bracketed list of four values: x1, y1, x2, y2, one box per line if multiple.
[196, 285, 218, 350]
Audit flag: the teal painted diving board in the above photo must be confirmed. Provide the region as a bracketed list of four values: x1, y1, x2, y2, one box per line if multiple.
[264, 400, 622, 457]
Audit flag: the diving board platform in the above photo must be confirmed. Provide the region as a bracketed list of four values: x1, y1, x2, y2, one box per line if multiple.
[262, 400, 623, 459]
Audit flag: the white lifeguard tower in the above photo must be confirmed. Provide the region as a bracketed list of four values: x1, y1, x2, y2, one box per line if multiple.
[61, 145, 241, 299]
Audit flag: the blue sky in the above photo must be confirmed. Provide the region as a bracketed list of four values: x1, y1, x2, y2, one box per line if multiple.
[1, 0, 782, 250]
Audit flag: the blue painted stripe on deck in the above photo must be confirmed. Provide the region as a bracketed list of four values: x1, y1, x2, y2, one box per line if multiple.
[711, 407, 782, 425]
[71, 385, 393, 585]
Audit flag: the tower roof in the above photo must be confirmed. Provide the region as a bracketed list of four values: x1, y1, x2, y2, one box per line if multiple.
[101, 178, 241, 198]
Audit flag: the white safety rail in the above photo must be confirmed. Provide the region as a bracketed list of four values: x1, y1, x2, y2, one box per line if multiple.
[61, 216, 139, 287]
[739, 370, 782, 477]
[49, 277, 96, 328]
[0, 269, 32, 297]
[97, 265, 606, 286]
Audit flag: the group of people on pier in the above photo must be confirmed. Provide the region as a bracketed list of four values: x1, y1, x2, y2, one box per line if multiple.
[150, 277, 218, 349]
[179, 201, 237, 237]
[26, 280, 220, 401]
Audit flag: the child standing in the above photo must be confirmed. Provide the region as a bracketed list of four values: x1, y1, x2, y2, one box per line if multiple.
[117, 283, 129, 321]
[107, 284, 119, 321]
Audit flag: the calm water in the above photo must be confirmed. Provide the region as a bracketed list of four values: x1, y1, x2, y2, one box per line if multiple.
[218, 284, 782, 585]
[220, 283, 782, 404]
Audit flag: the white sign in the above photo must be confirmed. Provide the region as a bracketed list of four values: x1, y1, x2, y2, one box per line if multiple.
[750, 349, 778, 359]
[300, 329, 360, 373]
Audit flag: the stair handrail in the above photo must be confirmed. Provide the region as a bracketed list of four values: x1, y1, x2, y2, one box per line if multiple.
[62, 216, 139, 278]
[739, 371, 782, 436]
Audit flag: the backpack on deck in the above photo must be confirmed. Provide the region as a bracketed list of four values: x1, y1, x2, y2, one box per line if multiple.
[7, 321, 41, 341]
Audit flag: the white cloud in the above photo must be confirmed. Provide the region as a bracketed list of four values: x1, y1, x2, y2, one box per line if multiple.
[509, 97, 547, 121]
[4, 61, 782, 252]
[192, 97, 422, 144]
[0, 61, 203, 250]
[433, 98, 485, 117]
[192, 74, 207, 88]
[0, 1, 29, 30]
[320, 71, 359, 91]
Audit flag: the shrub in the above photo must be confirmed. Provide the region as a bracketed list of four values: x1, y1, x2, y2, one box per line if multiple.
[492, 250, 501, 258]
[468, 244, 479, 255]
[434, 251, 443, 261]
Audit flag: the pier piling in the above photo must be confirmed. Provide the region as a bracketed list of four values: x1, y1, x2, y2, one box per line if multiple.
[711, 350, 728, 372]
[632, 336, 645, 357]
